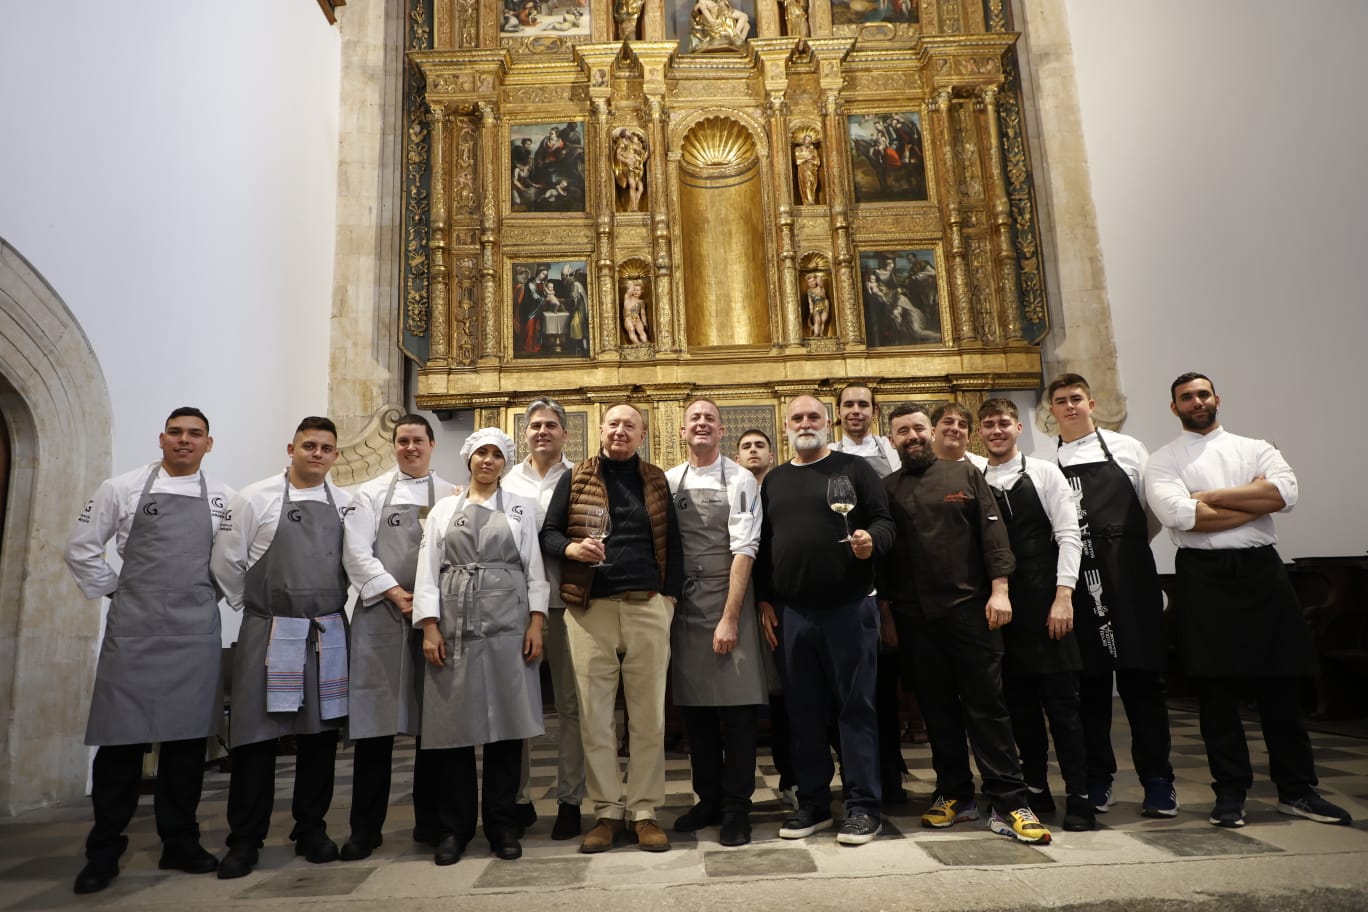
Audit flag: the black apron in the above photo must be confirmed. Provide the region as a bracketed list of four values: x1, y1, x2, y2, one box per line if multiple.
[85, 466, 222, 745]
[1174, 545, 1317, 678]
[1057, 431, 1165, 673]
[347, 472, 431, 740]
[230, 474, 350, 747]
[988, 455, 1082, 677]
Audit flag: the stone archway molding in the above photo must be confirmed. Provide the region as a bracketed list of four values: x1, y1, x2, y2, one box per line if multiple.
[0, 238, 113, 814]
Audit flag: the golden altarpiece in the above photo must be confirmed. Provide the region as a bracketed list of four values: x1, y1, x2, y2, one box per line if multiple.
[403, 0, 1046, 464]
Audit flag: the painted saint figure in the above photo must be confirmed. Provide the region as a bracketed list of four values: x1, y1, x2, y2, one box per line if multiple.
[622, 279, 650, 345]
[612, 128, 649, 213]
[690, 0, 749, 51]
[783, 0, 809, 36]
[615, 0, 644, 39]
[793, 135, 821, 206]
[804, 272, 830, 338]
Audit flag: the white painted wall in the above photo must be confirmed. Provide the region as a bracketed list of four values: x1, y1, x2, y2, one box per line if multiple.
[1035, 0, 1368, 569]
[0, 2, 341, 492]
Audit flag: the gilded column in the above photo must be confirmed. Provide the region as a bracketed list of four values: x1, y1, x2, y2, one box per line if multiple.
[768, 91, 801, 348]
[981, 85, 1023, 341]
[823, 90, 860, 344]
[477, 101, 501, 364]
[592, 98, 619, 357]
[647, 95, 675, 353]
[935, 88, 975, 343]
[427, 102, 450, 363]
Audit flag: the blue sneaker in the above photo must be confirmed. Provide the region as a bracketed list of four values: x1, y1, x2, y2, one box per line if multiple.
[1141, 779, 1179, 818]
[1088, 782, 1113, 814]
[1209, 795, 1245, 828]
[1278, 792, 1352, 825]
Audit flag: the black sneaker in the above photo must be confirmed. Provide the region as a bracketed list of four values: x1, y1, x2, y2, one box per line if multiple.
[73, 860, 117, 895]
[778, 806, 833, 839]
[1027, 785, 1057, 817]
[1209, 795, 1246, 828]
[836, 812, 881, 846]
[1278, 792, 1352, 825]
[1141, 778, 1179, 818]
[1062, 794, 1096, 832]
[551, 803, 583, 841]
[719, 812, 751, 847]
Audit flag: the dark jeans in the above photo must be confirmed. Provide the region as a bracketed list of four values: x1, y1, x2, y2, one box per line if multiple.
[779, 596, 881, 817]
[427, 738, 522, 846]
[1005, 671, 1088, 798]
[876, 648, 907, 791]
[226, 731, 338, 848]
[768, 694, 795, 791]
[897, 609, 1029, 815]
[86, 738, 207, 864]
[680, 704, 758, 813]
[1079, 669, 1174, 787]
[1195, 676, 1318, 800]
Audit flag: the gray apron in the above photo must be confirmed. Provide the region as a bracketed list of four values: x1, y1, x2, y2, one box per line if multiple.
[230, 474, 350, 747]
[85, 465, 222, 746]
[347, 472, 431, 740]
[669, 463, 766, 707]
[420, 491, 544, 749]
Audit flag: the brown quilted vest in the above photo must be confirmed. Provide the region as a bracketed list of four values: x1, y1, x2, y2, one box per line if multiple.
[560, 455, 670, 610]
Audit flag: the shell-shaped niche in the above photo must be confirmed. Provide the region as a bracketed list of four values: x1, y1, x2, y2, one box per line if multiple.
[680, 117, 758, 176]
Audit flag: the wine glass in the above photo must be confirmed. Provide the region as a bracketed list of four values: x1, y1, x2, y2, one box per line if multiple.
[827, 475, 856, 543]
[586, 506, 612, 567]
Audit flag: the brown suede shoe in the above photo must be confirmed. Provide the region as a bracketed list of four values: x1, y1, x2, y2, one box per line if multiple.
[579, 818, 625, 854]
[634, 819, 671, 852]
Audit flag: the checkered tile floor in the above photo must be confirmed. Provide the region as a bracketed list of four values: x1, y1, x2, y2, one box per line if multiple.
[2, 703, 1368, 909]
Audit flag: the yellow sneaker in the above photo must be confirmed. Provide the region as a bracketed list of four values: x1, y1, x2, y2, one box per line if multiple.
[989, 807, 1052, 845]
[920, 795, 981, 829]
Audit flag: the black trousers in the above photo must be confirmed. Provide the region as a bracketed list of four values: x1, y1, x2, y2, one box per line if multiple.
[680, 704, 758, 813]
[1195, 676, 1318, 800]
[767, 694, 795, 791]
[225, 731, 338, 848]
[897, 610, 1029, 814]
[876, 648, 907, 791]
[1005, 672, 1088, 798]
[1079, 669, 1174, 787]
[351, 735, 439, 839]
[85, 738, 207, 864]
[428, 738, 521, 847]
[780, 597, 881, 816]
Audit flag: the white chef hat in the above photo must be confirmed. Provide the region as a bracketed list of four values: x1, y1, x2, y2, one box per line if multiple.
[459, 427, 516, 477]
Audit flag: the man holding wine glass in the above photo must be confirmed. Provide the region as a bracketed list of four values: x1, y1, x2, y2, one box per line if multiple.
[541, 403, 683, 854]
[755, 395, 895, 846]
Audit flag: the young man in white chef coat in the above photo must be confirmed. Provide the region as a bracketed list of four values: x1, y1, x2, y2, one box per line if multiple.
[64, 407, 234, 894]
[210, 416, 372, 878]
[340, 414, 456, 859]
[1146, 372, 1351, 829]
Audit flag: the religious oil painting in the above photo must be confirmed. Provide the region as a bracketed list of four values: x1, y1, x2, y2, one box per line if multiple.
[859, 249, 941, 348]
[831, 0, 918, 26]
[511, 259, 592, 360]
[500, 0, 590, 39]
[510, 122, 586, 213]
[847, 112, 928, 204]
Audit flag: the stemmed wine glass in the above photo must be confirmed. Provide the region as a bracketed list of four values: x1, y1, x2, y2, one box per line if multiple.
[585, 506, 612, 567]
[827, 475, 856, 543]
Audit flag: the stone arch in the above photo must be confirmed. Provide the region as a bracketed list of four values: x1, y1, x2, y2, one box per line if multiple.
[0, 238, 113, 813]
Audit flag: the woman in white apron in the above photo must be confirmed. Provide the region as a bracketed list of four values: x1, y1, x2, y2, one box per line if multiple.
[412, 427, 548, 865]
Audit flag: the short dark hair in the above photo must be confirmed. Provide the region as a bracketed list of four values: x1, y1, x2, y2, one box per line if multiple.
[392, 413, 434, 443]
[737, 428, 771, 447]
[1046, 372, 1092, 402]
[930, 401, 973, 426]
[166, 406, 210, 434]
[836, 382, 875, 407]
[977, 398, 1019, 422]
[1170, 371, 1215, 402]
[525, 397, 568, 427]
[888, 401, 931, 423]
[295, 416, 338, 438]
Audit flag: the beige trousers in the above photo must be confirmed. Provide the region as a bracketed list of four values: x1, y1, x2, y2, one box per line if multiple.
[566, 592, 674, 822]
[517, 606, 585, 806]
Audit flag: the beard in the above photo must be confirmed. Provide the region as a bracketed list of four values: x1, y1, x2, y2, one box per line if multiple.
[786, 426, 828, 454]
[899, 441, 936, 471]
[1179, 405, 1218, 431]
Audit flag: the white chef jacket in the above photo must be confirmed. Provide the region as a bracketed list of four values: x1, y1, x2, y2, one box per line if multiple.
[344, 467, 458, 605]
[210, 471, 364, 610]
[983, 454, 1083, 589]
[65, 463, 235, 599]
[831, 434, 901, 476]
[666, 454, 761, 559]
[1055, 428, 1149, 497]
[503, 455, 574, 608]
[411, 489, 550, 625]
[1145, 426, 1297, 551]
